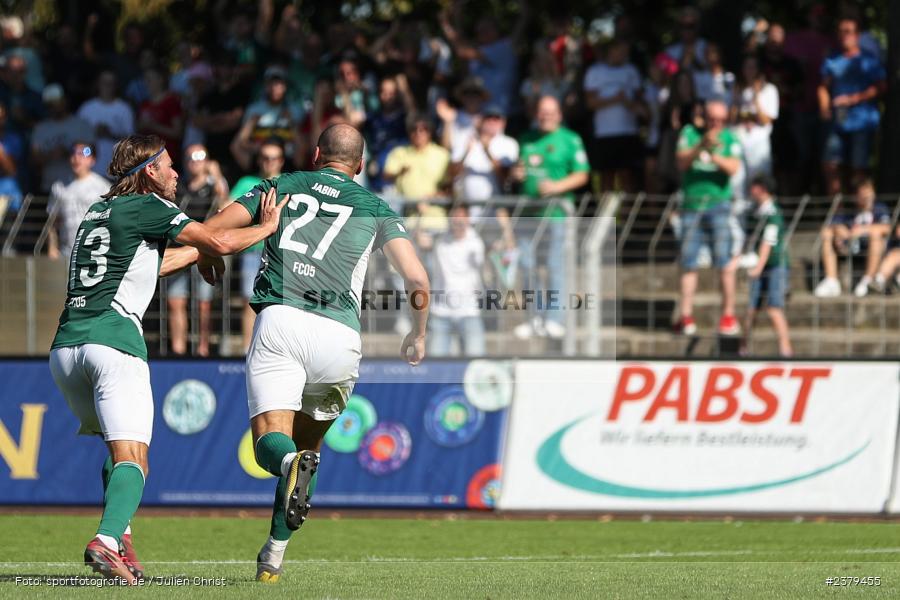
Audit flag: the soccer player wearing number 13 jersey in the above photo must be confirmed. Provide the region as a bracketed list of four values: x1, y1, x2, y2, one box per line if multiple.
[196, 124, 430, 582]
[48, 134, 288, 583]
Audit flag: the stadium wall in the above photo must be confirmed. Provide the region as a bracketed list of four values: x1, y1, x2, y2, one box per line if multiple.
[2, 358, 900, 514]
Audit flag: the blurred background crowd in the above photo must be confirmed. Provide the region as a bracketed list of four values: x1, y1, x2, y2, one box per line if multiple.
[0, 0, 894, 358]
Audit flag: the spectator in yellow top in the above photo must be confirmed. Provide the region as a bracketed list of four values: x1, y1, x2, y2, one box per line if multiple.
[383, 114, 449, 200]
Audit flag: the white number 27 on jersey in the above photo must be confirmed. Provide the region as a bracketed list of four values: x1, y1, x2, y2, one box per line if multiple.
[278, 194, 352, 260]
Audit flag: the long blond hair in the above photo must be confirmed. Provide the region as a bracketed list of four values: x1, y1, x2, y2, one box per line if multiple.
[101, 134, 168, 199]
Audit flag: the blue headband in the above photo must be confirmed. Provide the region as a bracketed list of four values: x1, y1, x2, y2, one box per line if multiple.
[122, 146, 166, 179]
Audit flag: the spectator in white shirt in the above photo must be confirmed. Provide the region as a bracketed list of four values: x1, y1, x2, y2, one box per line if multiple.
[76, 70, 134, 176]
[449, 103, 518, 213]
[429, 203, 486, 357]
[584, 38, 644, 191]
[732, 55, 779, 195]
[46, 142, 111, 260]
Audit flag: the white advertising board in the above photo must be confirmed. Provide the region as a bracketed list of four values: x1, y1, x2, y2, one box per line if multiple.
[499, 361, 900, 513]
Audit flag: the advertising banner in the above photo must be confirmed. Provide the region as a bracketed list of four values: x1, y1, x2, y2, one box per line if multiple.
[0, 359, 509, 509]
[499, 361, 900, 513]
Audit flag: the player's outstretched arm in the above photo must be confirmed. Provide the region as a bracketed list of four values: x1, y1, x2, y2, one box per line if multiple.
[159, 246, 200, 278]
[176, 187, 288, 258]
[383, 237, 430, 366]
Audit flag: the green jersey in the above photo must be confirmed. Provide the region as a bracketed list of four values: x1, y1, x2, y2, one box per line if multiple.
[749, 199, 789, 268]
[51, 193, 195, 360]
[236, 167, 409, 332]
[231, 175, 269, 253]
[677, 125, 742, 211]
[519, 126, 590, 217]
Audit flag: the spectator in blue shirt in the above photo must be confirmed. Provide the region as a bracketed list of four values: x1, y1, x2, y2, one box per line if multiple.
[814, 178, 891, 298]
[817, 17, 885, 195]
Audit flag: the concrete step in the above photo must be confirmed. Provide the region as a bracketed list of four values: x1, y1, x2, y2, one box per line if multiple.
[618, 290, 900, 330]
[614, 326, 900, 358]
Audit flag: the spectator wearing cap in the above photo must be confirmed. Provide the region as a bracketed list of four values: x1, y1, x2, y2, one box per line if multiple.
[584, 37, 644, 192]
[30, 84, 93, 193]
[167, 143, 229, 356]
[439, 2, 529, 115]
[46, 142, 109, 260]
[230, 65, 304, 172]
[436, 76, 489, 151]
[512, 96, 590, 340]
[137, 67, 184, 166]
[818, 16, 885, 195]
[449, 103, 518, 211]
[814, 177, 890, 298]
[665, 7, 708, 70]
[77, 70, 135, 176]
[0, 54, 43, 132]
[743, 174, 792, 357]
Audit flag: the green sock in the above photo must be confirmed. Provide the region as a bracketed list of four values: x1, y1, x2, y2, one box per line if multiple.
[101, 456, 113, 492]
[269, 476, 292, 541]
[269, 460, 319, 542]
[97, 462, 145, 544]
[255, 432, 296, 477]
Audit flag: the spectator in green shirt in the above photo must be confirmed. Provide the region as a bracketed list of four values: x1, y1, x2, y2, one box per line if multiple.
[512, 96, 589, 340]
[743, 175, 792, 357]
[675, 99, 742, 337]
[230, 137, 284, 351]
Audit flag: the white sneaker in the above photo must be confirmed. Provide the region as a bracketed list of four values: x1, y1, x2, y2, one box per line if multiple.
[544, 320, 566, 339]
[514, 317, 545, 340]
[814, 278, 841, 298]
[513, 321, 535, 340]
[854, 277, 872, 298]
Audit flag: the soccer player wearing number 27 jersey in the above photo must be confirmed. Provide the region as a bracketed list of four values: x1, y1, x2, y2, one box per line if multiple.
[197, 124, 430, 583]
[48, 134, 289, 584]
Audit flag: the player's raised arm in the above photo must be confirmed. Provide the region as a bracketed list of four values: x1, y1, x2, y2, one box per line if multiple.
[176, 186, 288, 258]
[383, 237, 430, 365]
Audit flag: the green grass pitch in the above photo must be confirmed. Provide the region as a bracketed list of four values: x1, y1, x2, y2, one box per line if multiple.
[1, 514, 899, 598]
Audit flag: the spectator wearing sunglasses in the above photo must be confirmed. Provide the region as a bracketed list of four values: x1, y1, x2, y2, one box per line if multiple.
[46, 142, 109, 260]
[166, 144, 229, 356]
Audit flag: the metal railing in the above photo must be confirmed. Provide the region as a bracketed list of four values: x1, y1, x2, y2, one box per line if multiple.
[2, 192, 900, 358]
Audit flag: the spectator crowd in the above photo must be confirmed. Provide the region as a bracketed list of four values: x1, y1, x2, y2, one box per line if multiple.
[0, 2, 893, 356]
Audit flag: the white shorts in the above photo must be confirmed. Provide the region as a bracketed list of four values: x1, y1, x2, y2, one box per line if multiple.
[49, 344, 154, 445]
[246, 305, 361, 421]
